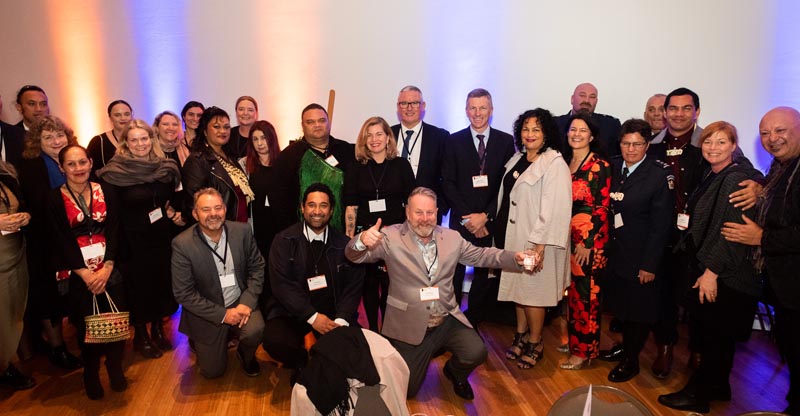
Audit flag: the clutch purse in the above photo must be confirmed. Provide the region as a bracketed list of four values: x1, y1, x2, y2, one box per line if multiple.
[84, 292, 130, 344]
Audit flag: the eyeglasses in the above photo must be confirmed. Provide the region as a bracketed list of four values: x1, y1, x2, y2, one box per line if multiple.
[398, 101, 421, 109]
[620, 141, 646, 149]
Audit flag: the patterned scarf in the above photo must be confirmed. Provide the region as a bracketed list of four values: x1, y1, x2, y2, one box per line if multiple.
[215, 153, 255, 203]
[754, 156, 800, 271]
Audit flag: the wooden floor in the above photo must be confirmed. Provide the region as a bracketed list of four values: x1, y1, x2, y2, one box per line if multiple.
[0, 306, 790, 415]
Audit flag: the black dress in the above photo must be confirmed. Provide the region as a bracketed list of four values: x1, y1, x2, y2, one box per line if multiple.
[249, 164, 280, 256]
[87, 133, 117, 179]
[109, 181, 178, 325]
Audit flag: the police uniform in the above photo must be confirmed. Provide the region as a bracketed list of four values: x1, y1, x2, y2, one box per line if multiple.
[606, 155, 675, 365]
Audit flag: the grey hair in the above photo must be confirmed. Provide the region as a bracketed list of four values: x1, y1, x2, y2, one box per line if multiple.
[193, 187, 223, 206]
[408, 186, 437, 204]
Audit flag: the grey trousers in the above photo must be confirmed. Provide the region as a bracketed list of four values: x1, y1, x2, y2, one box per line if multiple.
[389, 315, 487, 397]
[194, 309, 265, 379]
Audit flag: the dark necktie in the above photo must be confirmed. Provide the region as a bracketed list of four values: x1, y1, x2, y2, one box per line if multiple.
[401, 130, 413, 159]
[622, 166, 630, 182]
[477, 134, 486, 174]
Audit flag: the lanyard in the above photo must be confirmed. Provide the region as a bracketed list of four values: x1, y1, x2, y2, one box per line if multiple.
[304, 223, 328, 275]
[367, 161, 388, 199]
[402, 127, 422, 159]
[66, 182, 94, 241]
[425, 241, 438, 279]
[197, 224, 229, 274]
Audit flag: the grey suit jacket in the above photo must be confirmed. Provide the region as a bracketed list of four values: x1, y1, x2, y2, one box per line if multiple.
[171, 221, 265, 341]
[345, 222, 518, 345]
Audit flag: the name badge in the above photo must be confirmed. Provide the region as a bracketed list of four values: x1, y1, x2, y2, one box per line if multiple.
[307, 275, 328, 291]
[175, 182, 183, 192]
[614, 213, 624, 228]
[81, 242, 105, 263]
[324, 155, 339, 167]
[264, 195, 270, 207]
[368, 199, 386, 213]
[148, 208, 163, 224]
[666, 148, 683, 157]
[220, 272, 236, 288]
[677, 213, 690, 230]
[472, 175, 489, 188]
[420, 286, 440, 301]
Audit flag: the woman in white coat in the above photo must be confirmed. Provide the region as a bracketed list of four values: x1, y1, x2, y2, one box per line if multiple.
[496, 108, 572, 369]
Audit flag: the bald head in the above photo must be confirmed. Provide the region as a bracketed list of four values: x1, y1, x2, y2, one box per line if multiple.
[644, 94, 666, 134]
[571, 82, 598, 114]
[759, 106, 800, 163]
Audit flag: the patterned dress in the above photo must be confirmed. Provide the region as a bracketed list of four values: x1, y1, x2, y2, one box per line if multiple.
[567, 153, 611, 359]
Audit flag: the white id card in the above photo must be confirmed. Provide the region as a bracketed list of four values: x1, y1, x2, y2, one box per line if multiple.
[368, 199, 387, 213]
[148, 208, 163, 224]
[324, 155, 339, 167]
[220, 272, 236, 288]
[307, 275, 328, 291]
[677, 213, 690, 230]
[420, 286, 440, 301]
[614, 213, 624, 228]
[81, 242, 105, 262]
[264, 195, 270, 206]
[472, 175, 489, 188]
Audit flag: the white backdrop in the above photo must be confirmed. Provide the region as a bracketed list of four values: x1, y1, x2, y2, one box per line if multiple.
[2, 0, 799, 172]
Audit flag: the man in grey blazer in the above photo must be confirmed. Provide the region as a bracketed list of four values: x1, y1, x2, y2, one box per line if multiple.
[172, 188, 265, 379]
[346, 187, 528, 400]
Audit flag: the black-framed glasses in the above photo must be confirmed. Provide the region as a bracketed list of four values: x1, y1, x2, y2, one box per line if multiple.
[398, 101, 421, 109]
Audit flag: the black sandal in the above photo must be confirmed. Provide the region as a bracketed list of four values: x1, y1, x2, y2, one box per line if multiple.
[518, 341, 544, 369]
[505, 332, 528, 360]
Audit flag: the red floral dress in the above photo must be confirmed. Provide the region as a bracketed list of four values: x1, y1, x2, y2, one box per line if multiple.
[567, 153, 611, 359]
[56, 183, 108, 280]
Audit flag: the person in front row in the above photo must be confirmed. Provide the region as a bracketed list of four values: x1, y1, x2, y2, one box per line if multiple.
[171, 188, 265, 379]
[262, 182, 364, 385]
[346, 187, 530, 401]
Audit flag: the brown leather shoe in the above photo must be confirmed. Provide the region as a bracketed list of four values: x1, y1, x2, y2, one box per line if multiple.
[688, 352, 702, 370]
[651, 344, 673, 379]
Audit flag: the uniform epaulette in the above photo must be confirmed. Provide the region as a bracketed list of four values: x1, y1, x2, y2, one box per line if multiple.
[654, 159, 670, 169]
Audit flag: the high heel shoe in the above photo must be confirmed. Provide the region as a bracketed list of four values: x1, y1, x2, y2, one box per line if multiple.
[559, 355, 591, 370]
[517, 341, 544, 369]
[505, 332, 528, 360]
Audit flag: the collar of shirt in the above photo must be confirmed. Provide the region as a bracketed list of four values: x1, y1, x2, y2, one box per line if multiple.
[401, 121, 422, 140]
[625, 154, 647, 176]
[201, 227, 226, 251]
[304, 225, 328, 243]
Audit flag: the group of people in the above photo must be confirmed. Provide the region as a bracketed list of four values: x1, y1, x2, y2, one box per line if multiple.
[0, 82, 797, 416]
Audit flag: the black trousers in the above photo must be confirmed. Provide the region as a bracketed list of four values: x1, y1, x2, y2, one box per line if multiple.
[362, 262, 389, 332]
[262, 316, 319, 369]
[776, 306, 800, 413]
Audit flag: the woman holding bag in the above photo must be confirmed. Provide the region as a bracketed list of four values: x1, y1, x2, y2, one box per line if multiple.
[47, 144, 128, 400]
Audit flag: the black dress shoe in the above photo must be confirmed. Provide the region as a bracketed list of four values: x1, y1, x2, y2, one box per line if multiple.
[0, 364, 35, 390]
[651, 344, 673, 379]
[608, 358, 640, 383]
[443, 363, 474, 400]
[658, 390, 710, 413]
[236, 348, 260, 377]
[49, 345, 83, 370]
[598, 344, 625, 362]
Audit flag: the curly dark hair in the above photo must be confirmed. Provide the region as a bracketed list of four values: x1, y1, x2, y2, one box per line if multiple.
[512, 108, 562, 155]
[192, 106, 230, 154]
[562, 110, 604, 163]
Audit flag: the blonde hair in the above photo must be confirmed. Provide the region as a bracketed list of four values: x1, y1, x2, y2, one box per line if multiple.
[117, 119, 166, 159]
[354, 116, 398, 164]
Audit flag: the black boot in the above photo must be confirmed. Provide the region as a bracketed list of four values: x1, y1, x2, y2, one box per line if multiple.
[82, 346, 104, 400]
[134, 325, 162, 359]
[105, 341, 127, 392]
[150, 320, 173, 351]
[49, 344, 82, 370]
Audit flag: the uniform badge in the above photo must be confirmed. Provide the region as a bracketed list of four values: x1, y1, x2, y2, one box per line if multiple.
[666, 148, 683, 157]
[667, 175, 675, 190]
[610, 192, 624, 201]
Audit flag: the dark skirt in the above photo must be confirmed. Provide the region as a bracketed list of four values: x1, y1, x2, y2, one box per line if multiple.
[687, 279, 758, 341]
[607, 271, 662, 324]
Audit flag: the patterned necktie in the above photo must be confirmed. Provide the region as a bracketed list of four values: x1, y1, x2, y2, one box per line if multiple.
[402, 130, 414, 159]
[622, 166, 630, 181]
[477, 134, 486, 174]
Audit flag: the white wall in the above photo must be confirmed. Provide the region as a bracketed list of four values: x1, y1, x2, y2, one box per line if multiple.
[2, 0, 798, 171]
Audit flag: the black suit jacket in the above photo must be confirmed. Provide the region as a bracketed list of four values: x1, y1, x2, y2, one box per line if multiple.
[391, 122, 449, 215]
[607, 156, 674, 280]
[0, 121, 24, 168]
[441, 126, 515, 241]
[556, 111, 622, 157]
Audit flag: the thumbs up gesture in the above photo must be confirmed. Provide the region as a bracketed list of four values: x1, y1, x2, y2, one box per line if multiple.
[359, 218, 383, 248]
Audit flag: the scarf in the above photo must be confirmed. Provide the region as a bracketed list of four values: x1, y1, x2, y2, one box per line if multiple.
[754, 156, 800, 271]
[96, 153, 181, 188]
[215, 153, 255, 203]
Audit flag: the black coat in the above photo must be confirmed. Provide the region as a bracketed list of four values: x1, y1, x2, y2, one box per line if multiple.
[0, 121, 24, 168]
[762, 157, 800, 310]
[182, 150, 242, 221]
[441, 127, 515, 241]
[266, 223, 364, 323]
[391, 122, 450, 215]
[556, 111, 622, 157]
